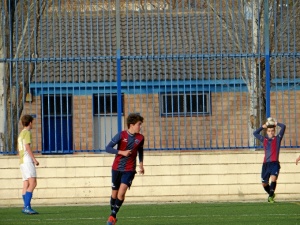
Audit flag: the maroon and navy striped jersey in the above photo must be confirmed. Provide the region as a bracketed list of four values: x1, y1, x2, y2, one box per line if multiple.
[106, 130, 144, 171]
[253, 123, 286, 163]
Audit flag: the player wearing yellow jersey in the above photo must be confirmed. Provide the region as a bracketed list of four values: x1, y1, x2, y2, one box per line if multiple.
[18, 115, 39, 214]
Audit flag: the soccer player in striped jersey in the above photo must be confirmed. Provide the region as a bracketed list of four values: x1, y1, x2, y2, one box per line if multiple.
[253, 118, 286, 203]
[106, 113, 144, 225]
[18, 115, 39, 214]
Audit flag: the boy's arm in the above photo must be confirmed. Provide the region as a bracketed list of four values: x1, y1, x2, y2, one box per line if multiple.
[105, 140, 119, 154]
[138, 161, 144, 174]
[138, 139, 144, 162]
[105, 133, 132, 157]
[296, 155, 300, 165]
[276, 122, 286, 139]
[253, 126, 265, 142]
[138, 139, 144, 174]
[25, 144, 39, 166]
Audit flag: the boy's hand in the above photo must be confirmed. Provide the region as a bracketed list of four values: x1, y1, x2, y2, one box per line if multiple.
[34, 160, 39, 166]
[296, 156, 300, 165]
[138, 166, 145, 175]
[262, 124, 267, 129]
[119, 150, 132, 157]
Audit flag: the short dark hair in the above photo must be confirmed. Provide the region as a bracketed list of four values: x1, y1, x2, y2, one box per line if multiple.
[21, 115, 34, 127]
[127, 113, 144, 128]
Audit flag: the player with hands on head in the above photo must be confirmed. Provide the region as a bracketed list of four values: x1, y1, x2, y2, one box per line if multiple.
[18, 115, 39, 214]
[253, 117, 286, 203]
[105, 113, 145, 225]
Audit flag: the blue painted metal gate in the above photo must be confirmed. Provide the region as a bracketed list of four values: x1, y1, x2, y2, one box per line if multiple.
[0, 0, 300, 153]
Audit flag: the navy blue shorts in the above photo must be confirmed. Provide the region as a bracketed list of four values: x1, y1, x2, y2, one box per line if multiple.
[111, 170, 136, 190]
[261, 162, 280, 184]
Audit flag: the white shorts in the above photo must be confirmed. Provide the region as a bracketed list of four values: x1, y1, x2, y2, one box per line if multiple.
[20, 163, 37, 181]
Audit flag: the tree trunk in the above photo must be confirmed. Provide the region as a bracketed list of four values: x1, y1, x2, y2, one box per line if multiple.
[3, 1, 46, 151]
[0, 2, 5, 152]
[247, 0, 263, 149]
[0, 53, 5, 152]
[2, 1, 13, 152]
[3, 0, 21, 151]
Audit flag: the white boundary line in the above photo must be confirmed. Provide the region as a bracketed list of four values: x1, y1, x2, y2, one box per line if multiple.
[1, 213, 300, 222]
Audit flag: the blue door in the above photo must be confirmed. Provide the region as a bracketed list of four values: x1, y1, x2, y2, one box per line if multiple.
[42, 95, 73, 154]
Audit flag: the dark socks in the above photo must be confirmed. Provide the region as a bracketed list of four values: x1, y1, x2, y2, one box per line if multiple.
[110, 197, 116, 210]
[111, 198, 124, 218]
[269, 182, 277, 197]
[263, 184, 270, 194]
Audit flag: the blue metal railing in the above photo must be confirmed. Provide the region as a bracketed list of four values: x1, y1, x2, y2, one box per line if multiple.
[0, 0, 300, 154]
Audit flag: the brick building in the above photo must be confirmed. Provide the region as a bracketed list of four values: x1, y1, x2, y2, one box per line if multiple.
[17, 11, 300, 152]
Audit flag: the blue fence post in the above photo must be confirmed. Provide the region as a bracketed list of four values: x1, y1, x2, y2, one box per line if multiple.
[116, 0, 122, 133]
[264, 0, 271, 117]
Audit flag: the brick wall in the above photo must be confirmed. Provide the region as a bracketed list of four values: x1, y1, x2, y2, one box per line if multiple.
[1, 150, 300, 206]
[73, 96, 93, 150]
[270, 91, 300, 146]
[21, 91, 300, 151]
[125, 93, 250, 149]
[20, 96, 42, 151]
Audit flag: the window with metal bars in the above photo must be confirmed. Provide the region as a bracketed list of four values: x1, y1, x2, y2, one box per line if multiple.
[160, 93, 210, 116]
[93, 94, 123, 115]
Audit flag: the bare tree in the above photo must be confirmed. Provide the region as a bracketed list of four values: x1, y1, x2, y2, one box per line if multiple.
[0, 0, 47, 151]
[0, 1, 6, 151]
[55, 0, 206, 12]
[206, 0, 300, 147]
[1, 0, 298, 151]
[0, 0, 112, 151]
[0, 0, 114, 151]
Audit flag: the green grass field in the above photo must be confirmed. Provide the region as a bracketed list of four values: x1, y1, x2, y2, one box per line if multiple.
[0, 202, 300, 225]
